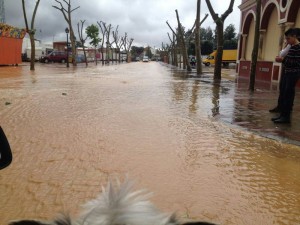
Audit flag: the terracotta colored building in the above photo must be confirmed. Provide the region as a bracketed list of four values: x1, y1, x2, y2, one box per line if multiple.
[237, 0, 300, 85]
[0, 23, 26, 65]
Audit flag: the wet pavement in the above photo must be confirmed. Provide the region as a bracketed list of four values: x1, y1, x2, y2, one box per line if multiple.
[0, 62, 300, 225]
[185, 65, 300, 146]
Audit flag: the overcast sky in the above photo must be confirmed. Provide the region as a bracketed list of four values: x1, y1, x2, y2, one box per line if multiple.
[4, 0, 241, 48]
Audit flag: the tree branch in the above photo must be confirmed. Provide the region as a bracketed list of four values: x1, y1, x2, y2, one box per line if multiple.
[31, 0, 41, 30]
[200, 13, 209, 26]
[205, 0, 218, 21]
[221, 0, 235, 21]
[166, 21, 177, 37]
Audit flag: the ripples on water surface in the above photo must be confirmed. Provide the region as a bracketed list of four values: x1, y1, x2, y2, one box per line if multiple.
[0, 63, 300, 225]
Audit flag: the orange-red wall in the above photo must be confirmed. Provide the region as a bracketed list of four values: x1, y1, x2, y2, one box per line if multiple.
[0, 37, 23, 65]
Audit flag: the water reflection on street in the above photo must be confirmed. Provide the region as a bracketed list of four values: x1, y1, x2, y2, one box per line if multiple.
[0, 62, 300, 225]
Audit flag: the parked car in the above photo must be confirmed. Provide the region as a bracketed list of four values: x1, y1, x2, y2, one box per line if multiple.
[142, 56, 149, 62]
[40, 51, 68, 63]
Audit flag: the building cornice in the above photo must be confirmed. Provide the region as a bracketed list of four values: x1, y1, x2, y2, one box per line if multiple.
[239, 0, 256, 11]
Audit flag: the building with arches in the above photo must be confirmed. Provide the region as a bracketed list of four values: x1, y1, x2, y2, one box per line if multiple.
[237, 0, 300, 85]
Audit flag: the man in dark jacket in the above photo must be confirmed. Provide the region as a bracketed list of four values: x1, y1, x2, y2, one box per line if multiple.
[272, 28, 300, 123]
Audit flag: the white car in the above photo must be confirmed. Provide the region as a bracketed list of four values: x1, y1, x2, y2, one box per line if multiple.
[142, 56, 149, 62]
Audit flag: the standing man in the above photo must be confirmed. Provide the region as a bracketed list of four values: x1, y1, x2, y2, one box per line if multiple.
[272, 28, 300, 123]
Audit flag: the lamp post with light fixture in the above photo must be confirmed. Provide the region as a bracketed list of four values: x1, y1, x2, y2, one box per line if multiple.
[65, 27, 69, 67]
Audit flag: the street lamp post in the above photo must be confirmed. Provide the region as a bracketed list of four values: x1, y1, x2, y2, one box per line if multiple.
[65, 27, 69, 68]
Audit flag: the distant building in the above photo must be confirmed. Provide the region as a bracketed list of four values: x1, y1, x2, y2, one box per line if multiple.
[237, 0, 300, 86]
[53, 41, 123, 62]
[22, 37, 53, 61]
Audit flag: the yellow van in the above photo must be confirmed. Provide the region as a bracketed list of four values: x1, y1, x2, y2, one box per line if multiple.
[203, 49, 237, 66]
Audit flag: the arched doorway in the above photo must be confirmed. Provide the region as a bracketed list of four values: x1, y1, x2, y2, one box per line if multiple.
[262, 4, 280, 61]
[245, 18, 255, 60]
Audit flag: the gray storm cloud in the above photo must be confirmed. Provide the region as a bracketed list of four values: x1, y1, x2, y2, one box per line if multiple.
[4, 0, 240, 47]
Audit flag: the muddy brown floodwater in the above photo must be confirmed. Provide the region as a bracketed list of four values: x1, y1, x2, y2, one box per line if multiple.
[0, 62, 300, 225]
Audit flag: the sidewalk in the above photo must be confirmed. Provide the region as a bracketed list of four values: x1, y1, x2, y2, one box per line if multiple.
[192, 66, 300, 146]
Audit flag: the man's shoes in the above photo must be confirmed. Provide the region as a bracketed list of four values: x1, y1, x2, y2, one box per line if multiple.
[269, 106, 281, 113]
[273, 116, 290, 124]
[271, 116, 281, 121]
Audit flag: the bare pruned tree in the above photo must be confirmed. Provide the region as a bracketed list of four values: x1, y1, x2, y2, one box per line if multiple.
[160, 42, 169, 64]
[22, 0, 41, 71]
[52, 0, 80, 66]
[103, 23, 113, 63]
[121, 33, 134, 63]
[77, 20, 88, 67]
[166, 21, 181, 67]
[167, 7, 203, 72]
[167, 32, 178, 66]
[175, 9, 191, 71]
[112, 25, 123, 63]
[185, 1, 209, 74]
[205, 0, 235, 80]
[195, 0, 204, 75]
[97, 21, 107, 65]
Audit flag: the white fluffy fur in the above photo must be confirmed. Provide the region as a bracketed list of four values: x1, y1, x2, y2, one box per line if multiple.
[9, 179, 217, 225]
[77, 179, 176, 225]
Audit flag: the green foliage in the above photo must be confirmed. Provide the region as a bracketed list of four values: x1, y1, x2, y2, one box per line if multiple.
[223, 39, 237, 49]
[76, 41, 83, 48]
[145, 46, 153, 58]
[200, 27, 214, 40]
[131, 46, 144, 58]
[223, 24, 237, 49]
[201, 40, 214, 55]
[224, 24, 236, 40]
[188, 42, 195, 56]
[200, 24, 238, 50]
[86, 24, 101, 48]
[200, 28, 206, 40]
[186, 24, 238, 57]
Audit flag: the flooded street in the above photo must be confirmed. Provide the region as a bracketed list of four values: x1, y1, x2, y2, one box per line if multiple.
[1, 62, 300, 225]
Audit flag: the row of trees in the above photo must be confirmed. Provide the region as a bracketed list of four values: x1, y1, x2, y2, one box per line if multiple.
[164, 4, 207, 73]
[22, 0, 261, 90]
[188, 24, 238, 56]
[163, 0, 235, 80]
[163, 0, 263, 91]
[22, 0, 134, 70]
[83, 22, 133, 66]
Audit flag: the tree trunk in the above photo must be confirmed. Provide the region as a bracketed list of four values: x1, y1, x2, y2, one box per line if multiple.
[195, 0, 202, 75]
[29, 34, 35, 70]
[69, 23, 77, 66]
[101, 48, 104, 65]
[204, 0, 235, 80]
[214, 24, 224, 80]
[95, 48, 98, 65]
[77, 21, 88, 67]
[22, 0, 40, 71]
[249, 0, 261, 91]
[175, 10, 191, 71]
[53, 0, 80, 67]
[83, 45, 88, 67]
[173, 47, 176, 66]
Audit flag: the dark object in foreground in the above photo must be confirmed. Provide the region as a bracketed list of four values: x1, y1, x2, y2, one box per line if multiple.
[0, 126, 12, 170]
[273, 116, 291, 124]
[9, 179, 218, 225]
[269, 106, 281, 113]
